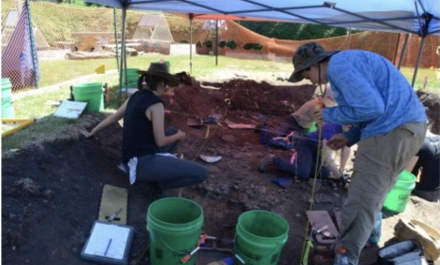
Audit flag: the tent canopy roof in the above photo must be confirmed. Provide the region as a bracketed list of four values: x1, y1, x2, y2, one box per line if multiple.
[83, 0, 439, 36]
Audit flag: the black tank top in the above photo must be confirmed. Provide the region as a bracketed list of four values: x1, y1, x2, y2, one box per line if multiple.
[122, 90, 163, 163]
[412, 136, 439, 191]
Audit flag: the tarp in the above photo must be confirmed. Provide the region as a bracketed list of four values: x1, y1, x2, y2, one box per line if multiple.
[84, 0, 439, 36]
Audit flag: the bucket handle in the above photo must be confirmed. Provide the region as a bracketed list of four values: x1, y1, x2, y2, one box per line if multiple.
[153, 229, 190, 256]
[233, 233, 284, 264]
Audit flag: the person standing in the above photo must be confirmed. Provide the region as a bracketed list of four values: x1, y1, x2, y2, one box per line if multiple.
[288, 42, 427, 265]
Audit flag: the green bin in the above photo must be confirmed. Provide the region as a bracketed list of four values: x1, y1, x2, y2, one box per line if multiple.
[122, 68, 140, 88]
[383, 170, 416, 213]
[72, 82, 104, 114]
[147, 198, 204, 265]
[1, 78, 15, 118]
[235, 210, 289, 264]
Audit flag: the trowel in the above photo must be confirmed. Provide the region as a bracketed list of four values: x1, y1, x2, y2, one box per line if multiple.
[270, 177, 293, 188]
[200, 155, 222, 163]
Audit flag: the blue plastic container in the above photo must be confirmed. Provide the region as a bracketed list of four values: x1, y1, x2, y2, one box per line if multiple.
[369, 211, 382, 243]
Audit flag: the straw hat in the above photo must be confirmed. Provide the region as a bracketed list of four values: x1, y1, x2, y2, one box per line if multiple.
[288, 42, 339, 83]
[136, 63, 179, 87]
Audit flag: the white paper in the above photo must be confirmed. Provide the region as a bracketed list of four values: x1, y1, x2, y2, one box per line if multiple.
[84, 223, 130, 259]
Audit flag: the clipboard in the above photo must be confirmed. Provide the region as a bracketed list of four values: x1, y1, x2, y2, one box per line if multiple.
[80, 220, 135, 265]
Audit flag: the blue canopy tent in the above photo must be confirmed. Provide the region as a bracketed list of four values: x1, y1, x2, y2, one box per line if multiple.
[78, 0, 439, 92]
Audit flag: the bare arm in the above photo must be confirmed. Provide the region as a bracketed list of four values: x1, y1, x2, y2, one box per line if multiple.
[148, 103, 185, 147]
[81, 100, 128, 138]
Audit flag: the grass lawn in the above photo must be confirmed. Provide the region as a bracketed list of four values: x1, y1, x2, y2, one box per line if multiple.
[2, 54, 438, 153]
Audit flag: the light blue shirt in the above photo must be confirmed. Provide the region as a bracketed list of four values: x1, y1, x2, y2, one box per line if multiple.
[322, 50, 427, 145]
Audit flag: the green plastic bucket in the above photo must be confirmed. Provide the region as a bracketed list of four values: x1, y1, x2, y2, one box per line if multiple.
[147, 197, 204, 265]
[235, 210, 289, 265]
[122, 68, 139, 88]
[1, 78, 15, 118]
[72, 82, 104, 114]
[383, 170, 416, 213]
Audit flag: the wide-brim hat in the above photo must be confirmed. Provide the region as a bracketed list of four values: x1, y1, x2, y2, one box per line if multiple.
[288, 42, 339, 83]
[136, 63, 179, 87]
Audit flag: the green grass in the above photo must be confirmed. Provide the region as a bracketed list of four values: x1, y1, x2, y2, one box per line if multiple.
[400, 66, 439, 93]
[2, 54, 438, 154]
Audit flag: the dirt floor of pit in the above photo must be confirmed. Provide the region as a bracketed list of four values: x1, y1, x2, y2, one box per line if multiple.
[2, 78, 439, 265]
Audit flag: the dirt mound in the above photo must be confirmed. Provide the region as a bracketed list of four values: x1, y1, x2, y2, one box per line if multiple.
[164, 79, 316, 117]
[2, 79, 439, 265]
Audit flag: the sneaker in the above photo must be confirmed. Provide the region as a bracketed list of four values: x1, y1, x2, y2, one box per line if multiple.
[258, 154, 275, 173]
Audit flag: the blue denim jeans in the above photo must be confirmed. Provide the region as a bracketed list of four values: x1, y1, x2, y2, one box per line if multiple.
[135, 127, 208, 190]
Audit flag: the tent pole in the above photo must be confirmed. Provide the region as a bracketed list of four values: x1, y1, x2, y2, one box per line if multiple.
[346, 28, 352, 49]
[215, 20, 218, 66]
[397, 34, 409, 70]
[118, 8, 127, 106]
[122, 8, 128, 96]
[392, 33, 401, 65]
[411, 36, 426, 88]
[190, 14, 193, 73]
[113, 8, 120, 74]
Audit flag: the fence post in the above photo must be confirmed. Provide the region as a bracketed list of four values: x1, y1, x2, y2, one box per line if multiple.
[25, 0, 38, 89]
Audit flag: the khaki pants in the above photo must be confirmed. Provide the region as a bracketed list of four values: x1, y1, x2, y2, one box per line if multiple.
[337, 122, 427, 265]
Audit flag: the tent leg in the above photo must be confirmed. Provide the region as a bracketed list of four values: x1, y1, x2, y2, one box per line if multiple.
[215, 20, 218, 66]
[411, 36, 426, 88]
[122, 8, 128, 97]
[392, 33, 401, 65]
[117, 8, 128, 106]
[113, 8, 120, 75]
[346, 28, 352, 49]
[190, 14, 193, 73]
[397, 34, 409, 70]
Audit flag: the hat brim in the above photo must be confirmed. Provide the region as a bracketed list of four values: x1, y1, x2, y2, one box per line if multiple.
[288, 51, 339, 83]
[136, 70, 180, 87]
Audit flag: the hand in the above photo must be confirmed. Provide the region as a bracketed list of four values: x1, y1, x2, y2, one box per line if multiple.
[314, 108, 323, 126]
[176, 130, 186, 140]
[327, 133, 349, 150]
[80, 128, 94, 139]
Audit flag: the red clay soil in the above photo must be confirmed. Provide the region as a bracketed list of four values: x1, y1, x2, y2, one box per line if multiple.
[2, 80, 438, 265]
